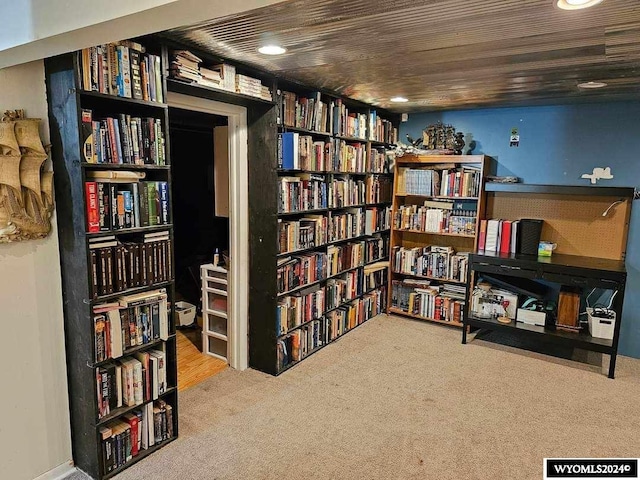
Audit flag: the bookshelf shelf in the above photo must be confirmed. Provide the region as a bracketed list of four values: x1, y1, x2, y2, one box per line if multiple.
[391, 270, 466, 285]
[335, 134, 368, 142]
[277, 277, 327, 298]
[388, 308, 464, 328]
[393, 229, 476, 238]
[86, 224, 173, 237]
[278, 125, 332, 137]
[388, 154, 489, 327]
[91, 280, 174, 303]
[79, 89, 168, 108]
[96, 387, 177, 426]
[102, 436, 176, 480]
[167, 78, 276, 106]
[82, 163, 171, 170]
[46, 41, 178, 480]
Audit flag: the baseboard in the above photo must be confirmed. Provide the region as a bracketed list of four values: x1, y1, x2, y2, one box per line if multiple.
[34, 462, 76, 480]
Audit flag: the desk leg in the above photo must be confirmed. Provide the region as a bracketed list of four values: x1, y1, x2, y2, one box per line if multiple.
[462, 324, 467, 344]
[608, 353, 617, 379]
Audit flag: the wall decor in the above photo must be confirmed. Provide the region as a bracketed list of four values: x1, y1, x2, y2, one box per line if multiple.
[0, 109, 54, 242]
[581, 166, 614, 184]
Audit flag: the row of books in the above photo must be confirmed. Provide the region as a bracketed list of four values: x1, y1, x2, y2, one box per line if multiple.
[366, 176, 393, 204]
[277, 216, 391, 256]
[391, 280, 465, 322]
[89, 233, 171, 297]
[328, 178, 366, 208]
[370, 148, 392, 174]
[278, 133, 330, 171]
[401, 166, 481, 198]
[81, 110, 165, 165]
[169, 50, 272, 100]
[326, 286, 387, 341]
[369, 111, 398, 144]
[100, 400, 173, 475]
[276, 284, 325, 336]
[478, 219, 521, 253]
[79, 42, 164, 102]
[96, 348, 167, 418]
[392, 245, 469, 282]
[85, 179, 170, 232]
[277, 252, 327, 295]
[276, 286, 387, 370]
[328, 208, 366, 242]
[326, 269, 365, 309]
[94, 289, 170, 362]
[277, 215, 326, 254]
[278, 174, 327, 213]
[333, 141, 367, 173]
[393, 203, 476, 235]
[334, 99, 368, 139]
[365, 205, 391, 235]
[280, 91, 332, 133]
[364, 262, 388, 292]
[327, 241, 365, 277]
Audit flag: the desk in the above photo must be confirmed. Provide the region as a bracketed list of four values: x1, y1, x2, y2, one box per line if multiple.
[462, 251, 626, 378]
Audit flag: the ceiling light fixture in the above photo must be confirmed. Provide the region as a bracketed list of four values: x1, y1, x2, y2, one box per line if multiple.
[390, 96, 409, 103]
[556, 0, 604, 10]
[577, 81, 608, 89]
[258, 45, 286, 55]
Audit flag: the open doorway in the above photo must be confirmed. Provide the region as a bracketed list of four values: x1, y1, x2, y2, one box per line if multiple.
[167, 93, 249, 391]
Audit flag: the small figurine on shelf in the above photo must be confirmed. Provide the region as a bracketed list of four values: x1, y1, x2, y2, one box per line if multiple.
[453, 132, 465, 155]
[213, 248, 220, 267]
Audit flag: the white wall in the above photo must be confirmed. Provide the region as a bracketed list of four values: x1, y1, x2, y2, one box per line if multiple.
[0, 0, 286, 68]
[0, 0, 179, 51]
[0, 61, 73, 480]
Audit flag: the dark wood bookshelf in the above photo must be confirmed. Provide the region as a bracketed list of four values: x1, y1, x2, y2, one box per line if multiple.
[45, 43, 178, 480]
[167, 78, 276, 107]
[278, 125, 332, 137]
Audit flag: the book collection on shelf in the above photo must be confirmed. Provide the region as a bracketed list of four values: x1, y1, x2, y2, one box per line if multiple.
[81, 109, 166, 165]
[85, 177, 170, 232]
[391, 279, 466, 323]
[280, 90, 332, 133]
[334, 99, 368, 139]
[368, 110, 398, 144]
[277, 252, 328, 295]
[477, 218, 520, 253]
[45, 38, 181, 480]
[88, 232, 171, 297]
[392, 245, 468, 283]
[401, 165, 481, 198]
[93, 289, 170, 363]
[99, 399, 173, 475]
[78, 41, 164, 102]
[389, 155, 487, 328]
[169, 50, 273, 101]
[366, 175, 393, 204]
[327, 241, 365, 276]
[393, 201, 476, 235]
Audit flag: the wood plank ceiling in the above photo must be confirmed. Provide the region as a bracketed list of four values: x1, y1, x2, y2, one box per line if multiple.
[163, 0, 640, 111]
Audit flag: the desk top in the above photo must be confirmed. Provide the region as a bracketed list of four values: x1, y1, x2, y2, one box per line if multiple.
[472, 251, 626, 274]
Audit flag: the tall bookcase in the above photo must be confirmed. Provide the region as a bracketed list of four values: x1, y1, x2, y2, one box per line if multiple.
[45, 42, 178, 480]
[268, 85, 398, 374]
[388, 155, 489, 326]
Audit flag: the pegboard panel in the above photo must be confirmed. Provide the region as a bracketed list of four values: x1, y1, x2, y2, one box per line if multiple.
[486, 193, 631, 260]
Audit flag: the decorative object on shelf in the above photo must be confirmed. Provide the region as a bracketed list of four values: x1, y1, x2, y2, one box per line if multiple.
[486, 175, 520, 183]
[581, 166, 613, 184]
[453, 132, 465, 155]
[405, 133, 423, 148]
[0, 109, 54, 242]
[538, 241, 557, 257]
[423, 121, 458, 151]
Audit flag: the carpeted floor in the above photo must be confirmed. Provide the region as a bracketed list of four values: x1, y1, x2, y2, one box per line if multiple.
[104, 314, 639, 480]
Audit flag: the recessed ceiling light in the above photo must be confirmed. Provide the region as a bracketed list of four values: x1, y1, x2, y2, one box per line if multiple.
[556, 0, 604, 10]
[390, 96, 409, 103]
[577, 81, 608, 89]
[258, 45, 286, 55]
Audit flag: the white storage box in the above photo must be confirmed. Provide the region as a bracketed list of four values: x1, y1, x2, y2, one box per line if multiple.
[517, 308, 546, 327]
[175, 301, 196, 327]
[587, 307, 616, 340]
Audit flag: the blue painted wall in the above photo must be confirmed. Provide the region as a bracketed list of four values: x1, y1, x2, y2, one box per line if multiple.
[400, 101, 640, 358]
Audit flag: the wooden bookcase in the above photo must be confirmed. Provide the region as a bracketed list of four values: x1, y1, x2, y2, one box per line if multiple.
[44, 42, 178, 480]
[388, 154, 489, 326]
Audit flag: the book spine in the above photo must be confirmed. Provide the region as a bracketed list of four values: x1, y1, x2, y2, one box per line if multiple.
[85, 182, 100, 232]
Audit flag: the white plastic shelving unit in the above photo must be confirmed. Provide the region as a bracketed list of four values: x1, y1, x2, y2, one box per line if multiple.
[200, 263, 229, 362]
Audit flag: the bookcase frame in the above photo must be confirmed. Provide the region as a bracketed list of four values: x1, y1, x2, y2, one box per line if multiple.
[45, 44, 178, 480]
[388, 154, 489, 326]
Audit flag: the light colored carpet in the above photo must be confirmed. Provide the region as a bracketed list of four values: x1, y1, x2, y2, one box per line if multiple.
[112, 315, 640, 480]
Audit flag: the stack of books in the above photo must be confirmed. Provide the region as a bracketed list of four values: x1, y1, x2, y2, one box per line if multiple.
[169, 50, 202, 83]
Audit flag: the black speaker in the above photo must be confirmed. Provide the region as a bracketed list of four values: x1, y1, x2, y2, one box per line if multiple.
[517, 219, 543, 255]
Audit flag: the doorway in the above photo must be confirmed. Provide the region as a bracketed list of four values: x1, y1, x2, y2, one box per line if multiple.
[167, 93, 249, 391]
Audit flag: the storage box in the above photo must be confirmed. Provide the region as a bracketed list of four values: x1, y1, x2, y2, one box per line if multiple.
[587, 307, 616, 340]
[175, 301, 196, 327]
[517, 308, 546, 327]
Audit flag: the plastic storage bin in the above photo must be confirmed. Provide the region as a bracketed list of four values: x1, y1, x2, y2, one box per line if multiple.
[587, 308, 616, 340]
[175, 301, 196, 327]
